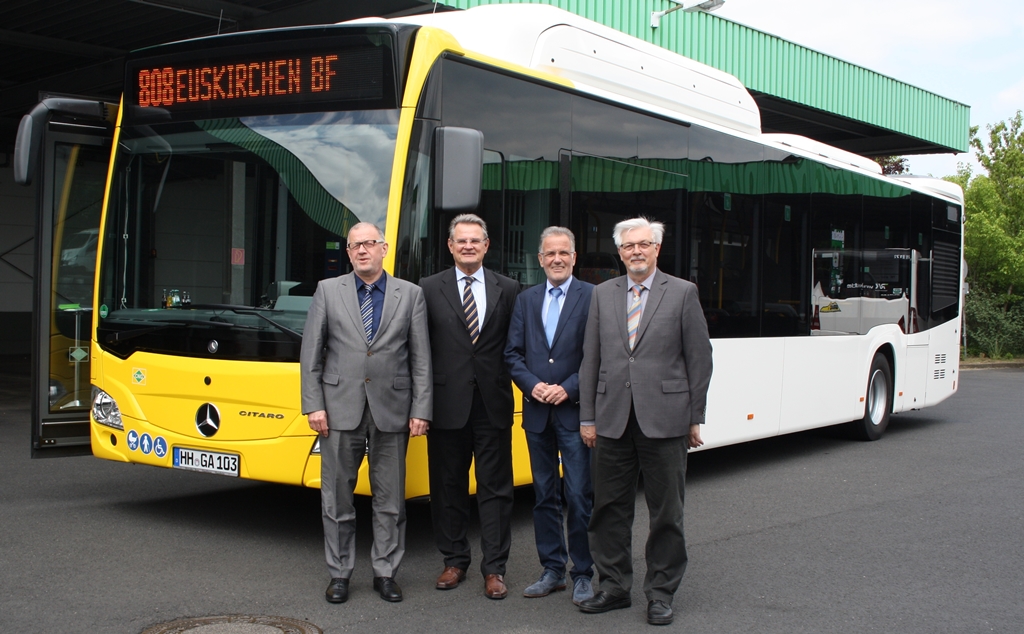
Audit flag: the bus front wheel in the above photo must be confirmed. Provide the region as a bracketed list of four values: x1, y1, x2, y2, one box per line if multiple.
[850, 354, 892, 441]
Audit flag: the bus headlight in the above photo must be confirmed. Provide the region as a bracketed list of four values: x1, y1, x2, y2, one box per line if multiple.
[91, 387, 123, 430]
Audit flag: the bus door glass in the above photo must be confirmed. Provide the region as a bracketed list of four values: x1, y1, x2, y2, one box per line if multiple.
[36, 131, 111, 454]
[811, 248, 914, 335]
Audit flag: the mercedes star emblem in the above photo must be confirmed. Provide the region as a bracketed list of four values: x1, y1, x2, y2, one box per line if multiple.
[195, 403, 221, 437]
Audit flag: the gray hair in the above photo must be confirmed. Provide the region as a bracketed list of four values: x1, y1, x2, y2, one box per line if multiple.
[612, 217, 664, 247]
[448, 214, 489, 240]
[348, 222, 385, 241]
[537, 226, 575, 253]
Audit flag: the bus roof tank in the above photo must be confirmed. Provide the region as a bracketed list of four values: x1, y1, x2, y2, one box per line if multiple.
[346, 3, 761, 136]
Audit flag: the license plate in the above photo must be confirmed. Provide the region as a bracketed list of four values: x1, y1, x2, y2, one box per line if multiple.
[173, 447, 240, 477]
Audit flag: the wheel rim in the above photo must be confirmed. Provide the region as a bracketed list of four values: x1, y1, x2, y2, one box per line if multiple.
[867, 368, 887, 426]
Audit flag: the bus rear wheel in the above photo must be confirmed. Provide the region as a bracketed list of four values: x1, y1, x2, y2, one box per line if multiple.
[850, 354, 892, 441]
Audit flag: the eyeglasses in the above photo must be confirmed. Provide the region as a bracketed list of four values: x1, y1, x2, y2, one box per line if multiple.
[540, 250, 574, 260]
[450, 238, 486, 246]
[347, 239, 384, 251]
[618, 241, 656, 252]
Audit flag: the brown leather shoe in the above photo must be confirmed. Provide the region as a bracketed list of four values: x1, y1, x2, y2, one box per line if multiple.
[436, 566, 467, 590]
[484, 574, 508, 600]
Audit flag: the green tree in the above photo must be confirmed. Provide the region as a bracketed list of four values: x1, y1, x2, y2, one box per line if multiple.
[973, 111, 1024, 238]
[874, 155, 908, 175]
[964, 113, 1024, 304]
[949, 112, 1024, 356]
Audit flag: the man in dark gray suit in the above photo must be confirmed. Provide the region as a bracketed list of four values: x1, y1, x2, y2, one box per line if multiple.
[301, 222, 432, 605]
[577, 217, 713, 626]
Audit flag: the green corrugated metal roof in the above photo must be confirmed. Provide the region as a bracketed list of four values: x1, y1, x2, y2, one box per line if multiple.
[439, 0, 970, 154]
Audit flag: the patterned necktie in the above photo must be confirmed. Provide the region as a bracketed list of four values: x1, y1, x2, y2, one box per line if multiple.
[627, 284, 643, 350]
[360, 283, 374, 343]
[545, 287, 562, 347]
[462, 277, 479, 345]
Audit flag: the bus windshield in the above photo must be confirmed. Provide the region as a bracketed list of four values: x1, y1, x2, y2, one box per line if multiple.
[97, 109, 399, 361]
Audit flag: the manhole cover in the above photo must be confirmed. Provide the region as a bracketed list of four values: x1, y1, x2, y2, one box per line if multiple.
[141, 615, 322, 634]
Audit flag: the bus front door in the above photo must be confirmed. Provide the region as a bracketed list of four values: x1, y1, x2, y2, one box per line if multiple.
[13, 98, 116, 456]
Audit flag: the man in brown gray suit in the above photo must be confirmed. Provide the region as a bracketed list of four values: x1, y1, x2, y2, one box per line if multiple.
[577, 217, 713, 626]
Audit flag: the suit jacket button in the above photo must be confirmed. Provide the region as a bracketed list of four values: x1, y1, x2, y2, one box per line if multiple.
[625, 382, 631, 388]
[365, 378, 371, 383]
[367, 351, 373, 357]
[549, 358, 554, 364]
[629, 357, 634, 362]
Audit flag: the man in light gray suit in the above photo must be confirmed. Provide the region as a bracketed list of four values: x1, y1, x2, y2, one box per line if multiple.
[301, 222, 431, 605]
[577, 217, 713, 626]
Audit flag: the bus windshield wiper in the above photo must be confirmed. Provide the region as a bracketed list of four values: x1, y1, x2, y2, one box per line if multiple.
[185, 304, 303, 341]
[104, 320, 194, 343]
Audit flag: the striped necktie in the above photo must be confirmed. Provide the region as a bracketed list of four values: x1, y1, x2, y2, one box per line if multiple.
[462, 277, 480, 345]
[360, 283, 374, 343]
[627, 284, 643, 350]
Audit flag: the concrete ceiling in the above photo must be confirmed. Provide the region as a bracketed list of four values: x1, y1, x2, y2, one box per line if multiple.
[0, 0, 451, 148]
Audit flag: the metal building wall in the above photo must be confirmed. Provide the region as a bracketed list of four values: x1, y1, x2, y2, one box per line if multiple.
[440, 0, 970, 153]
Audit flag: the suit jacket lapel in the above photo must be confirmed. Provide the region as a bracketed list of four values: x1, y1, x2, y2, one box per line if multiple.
[443, 268, 474, 344]
[441, 267, 464, 316]
[482, 268, 502, 335]
[375, 277, 401, 347]
[635, 270, 667, 347]
[338, 274, 368, 347]
[551, 281, 582, 349]
[524, 285, 546, 349]
[613, 276, 630, 353]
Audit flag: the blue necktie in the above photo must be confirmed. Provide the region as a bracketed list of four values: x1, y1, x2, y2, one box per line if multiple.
[360, 283, 374, 343]
[545, 287, 562, 347]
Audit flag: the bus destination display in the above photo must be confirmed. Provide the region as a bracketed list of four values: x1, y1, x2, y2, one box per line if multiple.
[125, 36, 395, 122]
[137, 55, 338, 107]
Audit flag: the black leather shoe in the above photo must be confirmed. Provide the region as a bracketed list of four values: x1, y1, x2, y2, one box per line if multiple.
[373, 576, 403, 602]
[325, 578, 349, 603]
[647, 599, 674, 625]
[578, 590, 631, 613]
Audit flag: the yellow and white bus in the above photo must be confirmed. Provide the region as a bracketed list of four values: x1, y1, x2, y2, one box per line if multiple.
[19, 5, 964, 496]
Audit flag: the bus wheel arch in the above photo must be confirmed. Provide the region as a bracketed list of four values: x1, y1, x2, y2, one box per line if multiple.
[850, 350, 894, 441]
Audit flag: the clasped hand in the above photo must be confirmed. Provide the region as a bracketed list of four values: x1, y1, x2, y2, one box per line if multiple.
[531, 382, 568, 406]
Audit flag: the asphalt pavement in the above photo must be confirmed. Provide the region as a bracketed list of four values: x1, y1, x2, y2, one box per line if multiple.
[1, 356, 1022, 633]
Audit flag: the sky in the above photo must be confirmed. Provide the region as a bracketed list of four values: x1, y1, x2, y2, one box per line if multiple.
[709, 0, 1024, 179]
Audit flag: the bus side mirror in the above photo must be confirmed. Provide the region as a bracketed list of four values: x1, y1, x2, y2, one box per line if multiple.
[13, 98, 117, 186]
[434, 126, 483, 213]
[13, 109, 44, 186]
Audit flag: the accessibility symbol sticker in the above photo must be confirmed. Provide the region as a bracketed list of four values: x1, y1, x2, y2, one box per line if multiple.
[140, 433, 153, 455]
[126, 429, 140, 451]
[153, 436, 168, 459]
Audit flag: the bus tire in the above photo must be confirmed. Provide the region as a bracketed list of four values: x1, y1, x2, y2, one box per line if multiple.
[850, 354, 892, 441]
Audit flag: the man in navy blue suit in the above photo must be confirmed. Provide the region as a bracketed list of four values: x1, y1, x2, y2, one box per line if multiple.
[505, 226, 595, 606]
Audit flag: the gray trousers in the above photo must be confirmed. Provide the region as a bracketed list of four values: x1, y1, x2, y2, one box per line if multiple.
[320, 399, 409, 579]
[589, 413, 688, 604]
